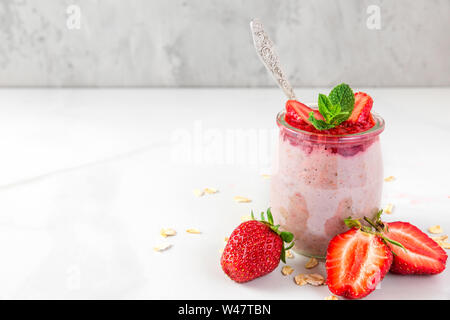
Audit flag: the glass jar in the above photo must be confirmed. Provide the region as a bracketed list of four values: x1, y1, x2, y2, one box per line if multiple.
[270, 110, 385, 258]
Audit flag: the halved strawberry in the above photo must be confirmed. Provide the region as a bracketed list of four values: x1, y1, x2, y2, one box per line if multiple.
[326, 228, 393, 299]
[384, 222, 447, 275]
[286, 100, 323, 126]
[348, 92, 373, 123]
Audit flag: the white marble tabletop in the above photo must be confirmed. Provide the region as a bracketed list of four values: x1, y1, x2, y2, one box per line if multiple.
[0, 88, 448, 299]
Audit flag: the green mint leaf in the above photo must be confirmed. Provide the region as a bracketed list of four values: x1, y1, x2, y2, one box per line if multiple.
[311, 83, 355, 130]
[308, 112, 335, 130]
[328, 83, 355, 115]
[329, 111, 350, 125]
[329, 103, 341, 115]
[318, 94, 334, 122]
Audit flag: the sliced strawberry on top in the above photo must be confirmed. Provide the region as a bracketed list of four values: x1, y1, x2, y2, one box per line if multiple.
[384, 222, 447, 275]
[326, 228, 393, 299]
[285, 101, 303, 127]
[348, 92, 373, 123]
[286, 100, 323, 126]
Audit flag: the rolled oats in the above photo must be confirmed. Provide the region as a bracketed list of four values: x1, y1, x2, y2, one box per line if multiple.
[384, 203, 394, 214]
[294, 274, 307, 286]
[305, 273, 325, 286]
[281, 266, 294, 276]
[234, 196, 252, 203]
[160, 228, 176, 237]
[305, 257, 318, 269]
[429, 225, 443, 234]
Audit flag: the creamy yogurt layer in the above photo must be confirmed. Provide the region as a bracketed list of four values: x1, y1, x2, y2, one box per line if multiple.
[270, 132, 383, 257]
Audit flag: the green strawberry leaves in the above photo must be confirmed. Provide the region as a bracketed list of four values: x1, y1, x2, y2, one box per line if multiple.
[280, 231, 294, 243]
[344, 216, 362, 229]
[266, 209, 274, 225]
[251, 208, 295, 264]
[343, 210, 407, 254]
[309, 83, 355, 130]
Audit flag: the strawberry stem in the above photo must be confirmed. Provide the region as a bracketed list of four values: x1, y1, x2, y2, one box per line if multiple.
[363, 216, 382, 232]
[382, 236, 407, 252]
[363, 214, 407, 253]
[344, 216, 362, 229]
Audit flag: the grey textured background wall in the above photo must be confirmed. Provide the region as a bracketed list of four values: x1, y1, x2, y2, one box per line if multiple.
[0, 0, 449, 87]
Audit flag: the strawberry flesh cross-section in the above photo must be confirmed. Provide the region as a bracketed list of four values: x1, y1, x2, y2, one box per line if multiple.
[325, 228, 393, 299]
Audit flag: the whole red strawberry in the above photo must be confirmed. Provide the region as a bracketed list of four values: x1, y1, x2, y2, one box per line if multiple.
[221, 209, 294, 283]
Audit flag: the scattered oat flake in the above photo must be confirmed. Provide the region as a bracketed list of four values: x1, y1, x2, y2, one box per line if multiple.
[428, 225, 443, 234]
[431, 235, 448, 242]
[305, 257, 318, 269]
[294, 274, 308, 286]
[186, 228, 201, 234]
[438, 241, 450, 249]
[384, 203, 394, 214]
[324, 295, 339, 300]
[193, 189, 204, 197]
[153, 243, 172, 252]
[281, 266, 294, 276]
[261, 174, 271, 179]
[224, 237, 229, 242]
[219, 248, 224, 254]
[234, 196, 252, 203]
[240, 215, 252, 222]
[384, 176, 395, 182]
[160, 228, 177, 237]
[305, 273, 325, 286]
[204, 188, 218, 194]
[286, 250, 294, 259]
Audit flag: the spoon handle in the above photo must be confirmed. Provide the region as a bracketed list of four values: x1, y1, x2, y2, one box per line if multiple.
[250, 19, 296, 100]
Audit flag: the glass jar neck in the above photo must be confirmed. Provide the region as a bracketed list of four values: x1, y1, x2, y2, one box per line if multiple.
[277, 111, 385, 145]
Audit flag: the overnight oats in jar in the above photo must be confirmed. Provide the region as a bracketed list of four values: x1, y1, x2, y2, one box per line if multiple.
[270, 84, 385, 258]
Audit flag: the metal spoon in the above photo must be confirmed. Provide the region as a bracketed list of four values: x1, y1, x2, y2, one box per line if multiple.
[250, 18, 296, 100]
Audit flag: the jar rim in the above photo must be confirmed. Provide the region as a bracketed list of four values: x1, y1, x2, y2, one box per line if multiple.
[276, 109, 385, 143]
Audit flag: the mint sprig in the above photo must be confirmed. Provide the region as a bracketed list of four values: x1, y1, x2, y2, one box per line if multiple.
[308, 83, 355, 130]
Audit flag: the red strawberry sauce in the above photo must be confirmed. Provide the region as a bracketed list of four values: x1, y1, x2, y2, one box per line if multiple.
[285, 110, 376, 135]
